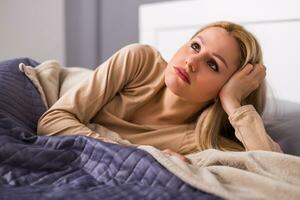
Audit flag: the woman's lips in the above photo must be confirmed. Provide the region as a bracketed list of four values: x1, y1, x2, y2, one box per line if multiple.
[173, 66, 191, 85]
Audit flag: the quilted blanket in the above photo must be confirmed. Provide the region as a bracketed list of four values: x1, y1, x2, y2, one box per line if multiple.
[0, 58, 220, 200]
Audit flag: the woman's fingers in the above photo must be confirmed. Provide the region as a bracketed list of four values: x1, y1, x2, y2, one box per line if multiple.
[240, 63, 254, 75]
[241, 63, 266, 77]
[162, 149, 192, 164]
[250, 64, 266, 76]
[243, 64, 266, 94]
[249, 64, 266, 84]
[240, 64, 266, 86]
[219, 63, 267, 107]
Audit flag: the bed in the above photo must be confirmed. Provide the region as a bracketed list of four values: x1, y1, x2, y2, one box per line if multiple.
[1, 57, 300, 200]
[1, 0, 300, 199]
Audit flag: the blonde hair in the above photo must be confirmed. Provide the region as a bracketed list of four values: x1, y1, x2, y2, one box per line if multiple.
[193, 21, 267, 151]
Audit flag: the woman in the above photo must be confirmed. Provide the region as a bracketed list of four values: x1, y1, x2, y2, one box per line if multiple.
[38, 21, 282, 163]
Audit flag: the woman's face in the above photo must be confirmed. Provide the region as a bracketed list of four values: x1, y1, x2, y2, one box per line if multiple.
[165, 27, 241, 103]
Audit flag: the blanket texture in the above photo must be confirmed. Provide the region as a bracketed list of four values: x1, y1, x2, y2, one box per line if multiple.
[140, 146, 300, 200]
[0, 129, 219, 200]
[19, 60, 300, 200]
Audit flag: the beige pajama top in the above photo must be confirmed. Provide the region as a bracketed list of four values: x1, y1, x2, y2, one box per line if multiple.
[37, 44, 282, 154]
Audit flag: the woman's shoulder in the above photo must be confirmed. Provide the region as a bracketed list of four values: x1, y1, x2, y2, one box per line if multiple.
[114, 43, 166, 83]
[122, 43, 158, 51]
[120, 43, 162, 58]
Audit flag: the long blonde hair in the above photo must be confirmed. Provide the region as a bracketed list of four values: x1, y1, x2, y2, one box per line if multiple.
[193, 21, 266, 151]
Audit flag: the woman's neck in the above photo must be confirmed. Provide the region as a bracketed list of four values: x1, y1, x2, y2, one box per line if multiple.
[156, 87, 210, 124]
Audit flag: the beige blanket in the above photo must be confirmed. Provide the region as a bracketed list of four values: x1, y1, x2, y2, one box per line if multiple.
[20, 60, 300, 200]
[140, 146, 300, 200]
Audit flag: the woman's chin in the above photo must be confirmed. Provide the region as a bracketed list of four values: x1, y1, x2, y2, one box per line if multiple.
[165, 75, 180, 93]
[165, 76, 188, 100]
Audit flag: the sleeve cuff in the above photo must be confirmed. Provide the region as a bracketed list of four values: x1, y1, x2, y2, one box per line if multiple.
[228, 104, 256, 124]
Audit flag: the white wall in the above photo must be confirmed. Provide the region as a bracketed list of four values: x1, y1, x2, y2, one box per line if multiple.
[0, 0, 65, 65]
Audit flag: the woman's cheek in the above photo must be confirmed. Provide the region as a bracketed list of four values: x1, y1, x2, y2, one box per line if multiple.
[195, 78, 224, 99]
[164, 68, 178, 91]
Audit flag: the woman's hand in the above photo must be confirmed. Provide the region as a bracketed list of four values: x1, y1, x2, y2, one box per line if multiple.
[219, 63, 266, 116]
[162, 149, 192, 164]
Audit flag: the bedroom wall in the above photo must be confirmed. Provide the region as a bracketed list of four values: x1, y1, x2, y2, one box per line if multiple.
[65, 0, 176, 68]
[0, 0, 65, 65]
[65, 0, 99, 68]
[98, 0, 176, 64]
[0, 0, 175, 68]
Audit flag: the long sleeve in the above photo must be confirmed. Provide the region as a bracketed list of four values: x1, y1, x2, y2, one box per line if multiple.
[228, 105, 282, 152]
[37, 44, 158, 141]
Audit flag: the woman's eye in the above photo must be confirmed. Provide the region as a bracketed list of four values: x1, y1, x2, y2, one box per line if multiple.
[207, 59, 219, 72]
[191, 42, 200, 52]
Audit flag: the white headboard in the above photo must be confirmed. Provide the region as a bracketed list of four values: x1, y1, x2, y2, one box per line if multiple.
[139, 0, 300, 103]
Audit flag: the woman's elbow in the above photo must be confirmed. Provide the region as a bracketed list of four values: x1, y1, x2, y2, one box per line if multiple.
[37, 110, 68, 136]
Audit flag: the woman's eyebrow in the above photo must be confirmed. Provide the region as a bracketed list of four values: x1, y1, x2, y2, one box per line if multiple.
[196, 36, 228, 69]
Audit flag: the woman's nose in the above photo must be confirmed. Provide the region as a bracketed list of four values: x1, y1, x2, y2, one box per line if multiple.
[185, 56, 199, 72]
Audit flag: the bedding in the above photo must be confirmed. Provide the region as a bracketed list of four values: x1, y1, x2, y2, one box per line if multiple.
[263, 100, 300, 156]
[0, 58, 220, 199]
[140, 146, 300, 200]
[1, 58, 300, 200]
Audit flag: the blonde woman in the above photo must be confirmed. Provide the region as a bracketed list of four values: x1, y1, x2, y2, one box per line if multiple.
[38, 21, 282, 163]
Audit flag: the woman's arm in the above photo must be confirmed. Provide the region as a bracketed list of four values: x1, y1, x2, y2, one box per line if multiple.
[227, 105, 282, 152]
[37, 44, 158, 140]
[219, 63, 282, 152]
